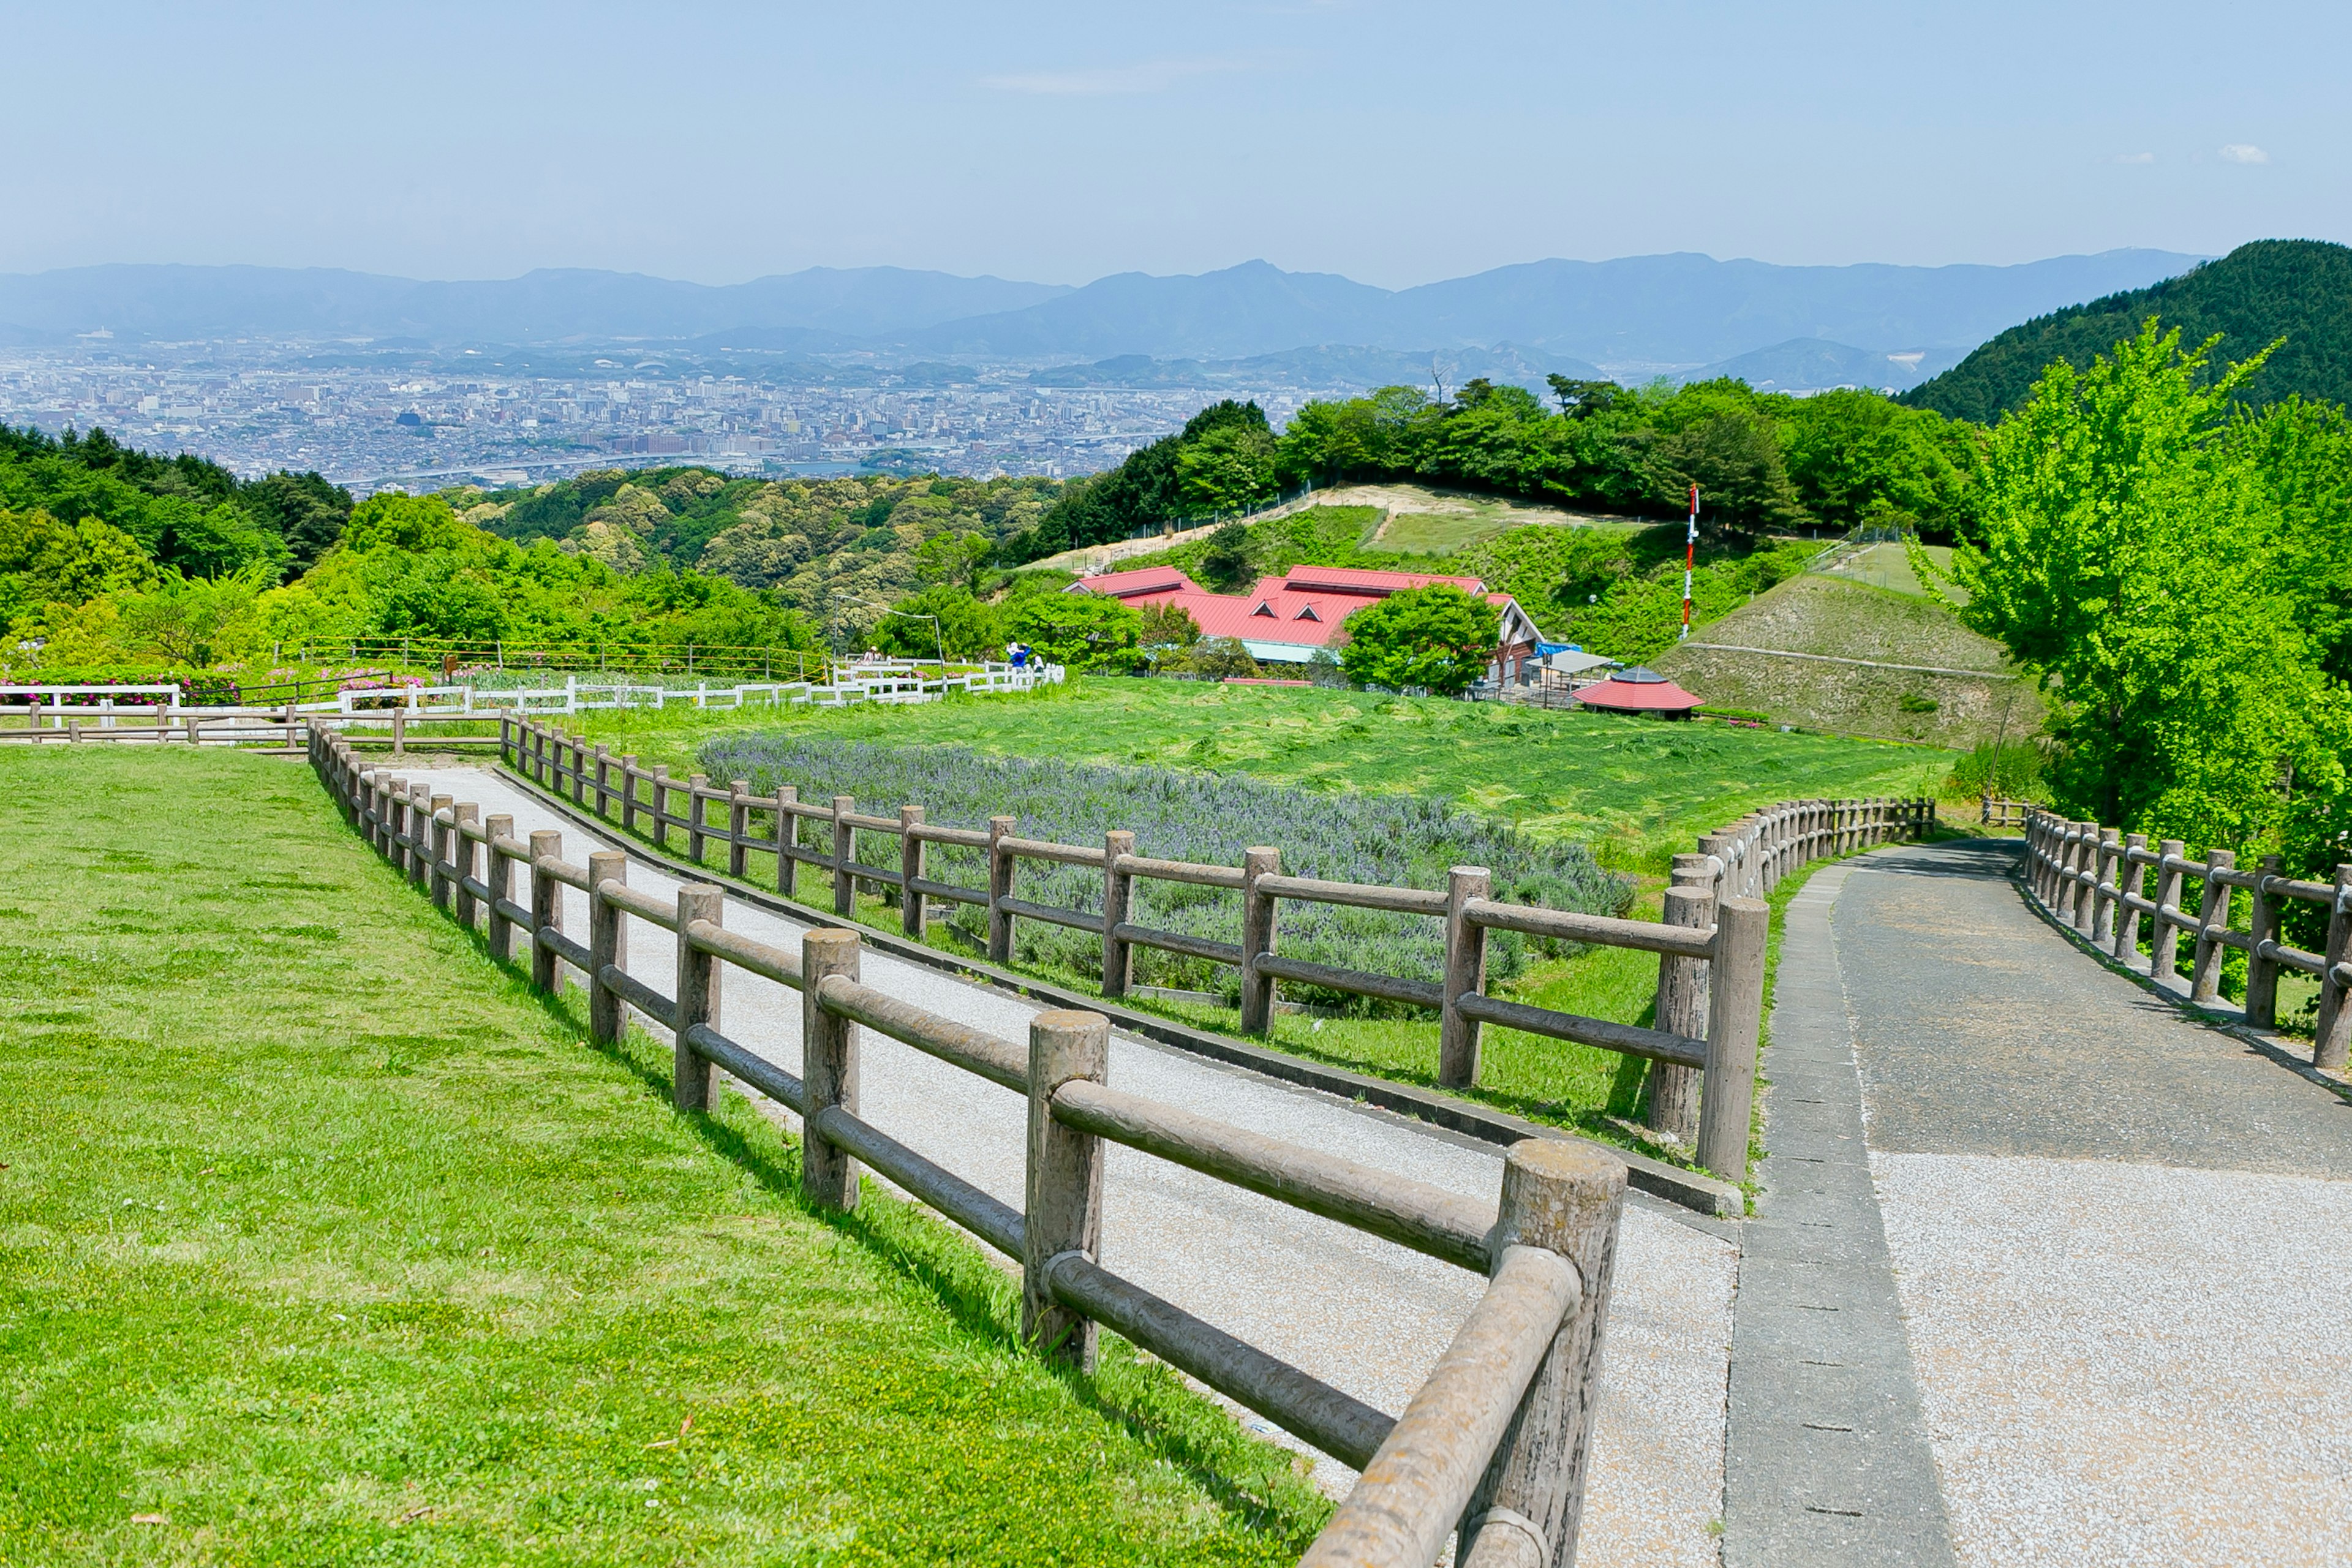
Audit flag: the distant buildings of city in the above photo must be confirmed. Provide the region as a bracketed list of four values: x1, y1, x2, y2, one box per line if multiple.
[0, 341, 1327, 494]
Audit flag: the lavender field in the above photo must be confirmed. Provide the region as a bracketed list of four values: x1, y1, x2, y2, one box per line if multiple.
[699, 733, 1630, 1006]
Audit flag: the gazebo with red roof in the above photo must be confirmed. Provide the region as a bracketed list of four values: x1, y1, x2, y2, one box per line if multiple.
[1570, 666, 1703, 718]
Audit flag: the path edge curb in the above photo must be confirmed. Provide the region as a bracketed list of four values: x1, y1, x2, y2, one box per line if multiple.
[486, 758, 1743, 1217]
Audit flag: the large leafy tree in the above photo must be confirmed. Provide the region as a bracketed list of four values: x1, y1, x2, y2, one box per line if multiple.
[1957, 320, 2339, 847]
[1336, 584, 1501, 696]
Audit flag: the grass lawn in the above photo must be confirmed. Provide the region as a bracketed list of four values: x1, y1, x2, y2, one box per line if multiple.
[570, 677, 1957, 874]
[0, 745, 1325, 1566]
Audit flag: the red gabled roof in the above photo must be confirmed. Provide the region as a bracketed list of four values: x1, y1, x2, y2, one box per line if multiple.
[1077, 565, 1203, 598]
[1574, 674, 1703, 712]
[1069, 562, 1528, 651]
[1274, 565, 1485, 597]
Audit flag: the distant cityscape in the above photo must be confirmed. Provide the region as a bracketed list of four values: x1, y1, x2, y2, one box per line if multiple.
[0, 341, 1324, 493]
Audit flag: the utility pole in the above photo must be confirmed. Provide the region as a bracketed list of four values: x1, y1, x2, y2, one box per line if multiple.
[1680, 483, 1699, 641]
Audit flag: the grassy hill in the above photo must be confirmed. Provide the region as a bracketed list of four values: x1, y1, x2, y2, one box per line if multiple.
[1902, 239, 2352, 423]
[1654, 572, 2042, 747]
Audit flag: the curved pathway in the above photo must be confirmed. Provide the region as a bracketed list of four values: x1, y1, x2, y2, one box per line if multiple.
[392, 766, 1738, 1567]
[1729, 837, 2352, 1567]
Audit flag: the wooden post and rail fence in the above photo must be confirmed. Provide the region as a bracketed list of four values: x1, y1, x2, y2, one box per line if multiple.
[494, 714, 1935, 1181]
[2021, 811, 2352, 1073]
[312, 723, 1635, 1567]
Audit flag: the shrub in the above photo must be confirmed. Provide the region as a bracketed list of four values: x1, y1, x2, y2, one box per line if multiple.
[699, 734, 1629, 1010]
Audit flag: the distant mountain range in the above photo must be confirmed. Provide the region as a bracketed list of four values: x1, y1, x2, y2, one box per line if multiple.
[0, 250, 2206, 391]
[1904, 239, 2352, 421]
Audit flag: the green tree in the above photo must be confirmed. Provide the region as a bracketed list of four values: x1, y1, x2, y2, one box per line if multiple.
[0, 507, 156, 635]
[1958, 319, 2326, 844]
[1006, 592, 1145, 673]
[1336, 584, 1501, 696]
[1197, 521, 1256, 590]
[874, 585, 1006, 661]
[1656, 405, 1807, 538]
[1176, 421, 1278, 519]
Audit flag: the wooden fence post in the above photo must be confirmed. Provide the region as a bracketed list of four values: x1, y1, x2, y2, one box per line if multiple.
[1438, 865, 1492, 1087]
[1101, 829, 1136, 998]
[1646, 881, 1712, 1145]
[1025, 1009, 1109, 1371]
[2151, 839, 2187, 979]
[2090, 829, 2119, 945]
[407, 785, 433, 889]
[451, 802, 480, 928]
[776, 785, 799, 898]
[686, 774, 710, 865]
[1697, 896, 1769, 1180]
[1457, 1139, 1627, 1568]
[649, 766, 671, 850]
[902, 807, 929, 937]
[571, 735, 588, 805]
[620, 756, 641, 834]
[2244, 854, 2283, 1028]
[2314, 866, 2352, 1072]
[2113, 832, 2147, 961]
[801, 929, 862, 1210]
[2189, 848, 2235, 1005]
[1240, 846, 1283, 1038]
[831, 794, 856, 918]
[486, 815, 516, 962]
[987, 815, 1017, 963]
[391, 709, 406, 756]
[587, 851, 627, 1046]
[674, 884, 723, 1112]
[429, 794, 454, 911]
[384, 775, 407, 869]
[729, 781, 752, 880]
[594, 745, 611, 815]
[529, 829, 563, 995]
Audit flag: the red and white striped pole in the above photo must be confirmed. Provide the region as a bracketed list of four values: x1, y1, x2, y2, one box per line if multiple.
[1680, 483, 1699, 640]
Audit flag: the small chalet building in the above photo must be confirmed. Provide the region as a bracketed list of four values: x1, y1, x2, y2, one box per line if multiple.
[1069, 564, 1544, 683]
[1571, 666, 1703, 718]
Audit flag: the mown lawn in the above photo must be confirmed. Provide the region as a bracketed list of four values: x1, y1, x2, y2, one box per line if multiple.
[0, 745, 1326, 1567]
[571, 676, 1956, 872]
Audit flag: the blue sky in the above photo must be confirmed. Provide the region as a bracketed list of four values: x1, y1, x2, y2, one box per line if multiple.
[4, 1, 2342, 287]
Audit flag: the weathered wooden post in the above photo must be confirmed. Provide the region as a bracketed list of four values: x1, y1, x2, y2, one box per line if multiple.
[1438, 865, 1492, 1087]
[383, 775, 407, 867]
[1240, 846, 1283, 1038]
[1455, 1139, 1627, 1568]
[429, 794, 455, 911]
[587, 851, 627, 1046]
[1646, 876, 1713, 1146]
[729, 781, 752, 879]
[593, 745, 611, 815]
[2113, 832, 2147, 961]
[528, 829, 563, 994]
[620, 756, 641, 834]
[687, 774, 710, 865]
[987, 815, 1017, 963]
[1697, 896, 1769, 1180]
[1025, 1009, 1109, 1371]
[1101, 829, 1136, 998]
[407, 785, 434, 888]
[2071, 823, 2100, 935]
[901, 807, 929, 937]
[831, 794, 856, 918]
[2151, 839, 2187, 979]
[674, 884, 723, 1112]
[2090, 829, 2119, 945]
[775, 785, 800, 898]
[571, 735, 588, 805]
[2189, 848, 2235, 1005]
[2315, 866, 2352, 1072]
[649, 766, 671, 850]
[801, 929, 862, 1210]
[391, 709, 406, 756]
[2245, 854, 2284, 1028]
[486, 814, 517, 963]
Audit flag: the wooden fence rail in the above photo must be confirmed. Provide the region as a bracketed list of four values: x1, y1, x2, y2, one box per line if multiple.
[310, 723, 1638, 1568]
[2021, 810, 2352, 1072]
[499, 715, 1801, 1181]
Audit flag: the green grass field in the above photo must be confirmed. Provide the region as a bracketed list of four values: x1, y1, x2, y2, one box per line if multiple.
[575, 677, 1954, 873]
[0, 746, 1325, 1566]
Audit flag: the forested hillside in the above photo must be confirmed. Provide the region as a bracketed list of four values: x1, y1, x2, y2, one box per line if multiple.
[1902, 239, 2352, 424]
[1021, 377, 1984, 559]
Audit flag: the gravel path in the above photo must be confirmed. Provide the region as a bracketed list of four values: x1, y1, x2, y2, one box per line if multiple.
[391, 766, 1738, 1566]
[1779, 838, 2352, 1568]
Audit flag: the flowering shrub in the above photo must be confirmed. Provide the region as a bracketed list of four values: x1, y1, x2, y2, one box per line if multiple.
[339, 674, 427, 710]
[700, 733, 1629, 1009]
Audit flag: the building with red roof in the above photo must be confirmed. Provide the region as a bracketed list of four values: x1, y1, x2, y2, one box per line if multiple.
[1571, 666, 1703, 718]
[1070, 564, 1543, 680]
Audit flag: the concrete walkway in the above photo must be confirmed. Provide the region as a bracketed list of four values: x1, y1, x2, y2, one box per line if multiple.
[390, 766, 1739, 1567]
[1732, 837, 2352, 1567]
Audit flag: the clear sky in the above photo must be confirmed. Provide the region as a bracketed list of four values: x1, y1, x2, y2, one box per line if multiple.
[4, 0, 2342, 288]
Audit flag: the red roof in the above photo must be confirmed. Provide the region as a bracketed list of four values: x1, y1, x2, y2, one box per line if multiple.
[1071, 564, 1528, 652]
[1574, 673, 1703, 712]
